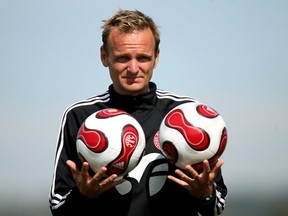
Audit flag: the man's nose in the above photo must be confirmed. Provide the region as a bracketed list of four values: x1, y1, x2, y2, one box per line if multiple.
[127, 59, 139, 73]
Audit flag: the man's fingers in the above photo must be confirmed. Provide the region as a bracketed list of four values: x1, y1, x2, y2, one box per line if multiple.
[90, 166, 107, 185]
[66, 160, 77, 172]
[212, 159, 224, 174]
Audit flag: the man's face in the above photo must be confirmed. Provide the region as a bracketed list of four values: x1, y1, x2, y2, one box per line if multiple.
[101, 28, 159, 96]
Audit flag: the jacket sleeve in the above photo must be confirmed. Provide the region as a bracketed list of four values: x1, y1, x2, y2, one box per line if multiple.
[196, 169, 227, 215]
[48, 109, 100, 215]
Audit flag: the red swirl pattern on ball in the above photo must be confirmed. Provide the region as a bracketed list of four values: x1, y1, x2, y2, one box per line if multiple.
[165, 109, 210, 151]
[196, 104, 219, 118]
[162, 141, 178, 164]
[192, 127, 228, 171]
[106, 124, 139, 175]
[77, 124, 108, 153]
[96, 108, 128, 118]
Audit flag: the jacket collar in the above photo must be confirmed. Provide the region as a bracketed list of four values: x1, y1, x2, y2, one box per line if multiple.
[108, 82, 157, 113]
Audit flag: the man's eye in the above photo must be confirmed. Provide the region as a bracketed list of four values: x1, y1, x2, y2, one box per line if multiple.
[138, 56, 151, 62]
[115, 56, 129, 63]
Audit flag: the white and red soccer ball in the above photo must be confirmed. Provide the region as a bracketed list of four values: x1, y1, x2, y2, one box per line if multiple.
[76, 108, 146, 177]
[159, 102, 227, 171]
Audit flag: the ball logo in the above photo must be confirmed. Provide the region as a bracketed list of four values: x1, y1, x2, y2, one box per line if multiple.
[196, 104, 219, 118]
[165, 109, 210, 151]
[124, 132, 137, 148]
[77, 124, 108, 153]
[106, 124, 139, 175]
[96, 108, 127, 118]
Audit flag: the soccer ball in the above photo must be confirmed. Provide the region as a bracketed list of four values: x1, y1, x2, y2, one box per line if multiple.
[158, 102, 227, 171]
[76, 108, 146, 177]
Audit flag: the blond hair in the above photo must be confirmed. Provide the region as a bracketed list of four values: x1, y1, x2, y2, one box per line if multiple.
[101, 9, 160, 54]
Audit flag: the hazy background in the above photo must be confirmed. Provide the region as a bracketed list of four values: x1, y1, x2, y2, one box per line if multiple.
[1, 0, 287, 215]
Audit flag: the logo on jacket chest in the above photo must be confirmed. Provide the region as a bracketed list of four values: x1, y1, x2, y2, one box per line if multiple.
[153, 131, 162, 151]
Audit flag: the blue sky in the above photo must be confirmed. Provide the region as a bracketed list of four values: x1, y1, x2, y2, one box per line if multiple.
[1, 0, 287, 215]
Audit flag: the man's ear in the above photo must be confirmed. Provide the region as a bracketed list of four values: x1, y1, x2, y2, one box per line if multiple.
[153, 48, 160, 69]
[100, 46, 108, 67]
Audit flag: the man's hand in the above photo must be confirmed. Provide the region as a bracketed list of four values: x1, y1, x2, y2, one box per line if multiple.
[167, 159, 224, 200]
[66, 160, 126, 198]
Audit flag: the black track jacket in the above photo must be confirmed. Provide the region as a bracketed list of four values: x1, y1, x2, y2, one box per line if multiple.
[49, 82, 227, 216]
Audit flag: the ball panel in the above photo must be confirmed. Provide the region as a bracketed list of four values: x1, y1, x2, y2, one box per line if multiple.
[95, 108, 128, 119]
[161, 141, 178, 164]
[76, 139, 119, 172]
[77, 124, 108, 153]
[196, 104, 219, 118]
[192, 127, 228, 170]
[106, 124, 140, 176]
[164, 109, 210, 151]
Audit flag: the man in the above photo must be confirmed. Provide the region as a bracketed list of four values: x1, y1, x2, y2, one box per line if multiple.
[49, 9, 227, 215]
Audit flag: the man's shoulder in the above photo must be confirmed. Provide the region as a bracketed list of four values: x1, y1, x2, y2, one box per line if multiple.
[64, 90, 110, 116]
[156, 88, 198, 103]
